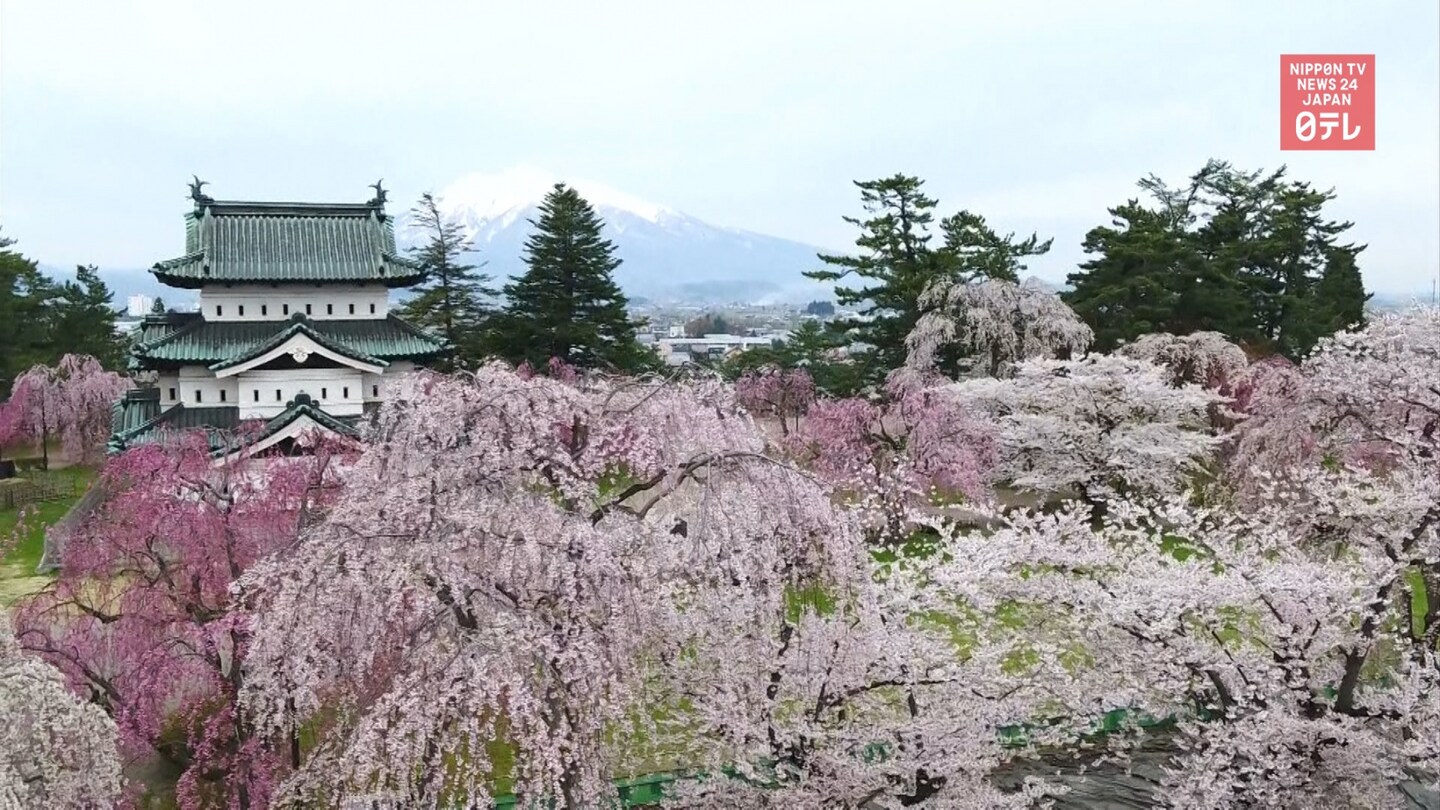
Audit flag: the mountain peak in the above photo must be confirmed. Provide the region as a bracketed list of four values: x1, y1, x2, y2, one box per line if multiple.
[435, 166, 674, 227]
[398, 167, 832, 305]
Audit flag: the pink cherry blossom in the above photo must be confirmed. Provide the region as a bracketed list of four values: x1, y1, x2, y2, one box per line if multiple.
[14, 433, 350, 809]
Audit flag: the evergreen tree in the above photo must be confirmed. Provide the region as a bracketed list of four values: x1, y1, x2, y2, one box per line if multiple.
[714, 320, 863, 397]
[48, 265, 126, 370]
[806, 175, 941, 382]
[939, 209, 1052, 284]
[684, 313, 738, 338]
[1306, 246, 1370, 341]
[808, 175, 1055, 385]
[398, 193, 496, 371]
[491, 184, 650, 372]
[0, 231, 57, 397]
[1064, 160, 1369, 358]
[150, 297, 167, 315]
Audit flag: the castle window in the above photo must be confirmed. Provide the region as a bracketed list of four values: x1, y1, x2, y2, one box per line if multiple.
[327, 304, 334, 315]
[215, 305, 222, 316]
[306, 304, 313, 315]
[261, 304, 268, 316]
[372, 385, 379, 397]
[348, 303, 355, 315]
[168, 387, 176, 400]
[283, 304, 290, 315]
[321, 387, 328, 399]
[195, 390, 203, 403]
[220, 390, 227, 402]
[253, 390, 259, 402]
[238, 305, 245, 316]
[275, 390, 282, 402]
[343, 386, 349, 398]
[370, 303, 376, 314]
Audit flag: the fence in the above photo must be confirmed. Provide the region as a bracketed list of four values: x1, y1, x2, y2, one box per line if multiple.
[0, 472, 87, 511]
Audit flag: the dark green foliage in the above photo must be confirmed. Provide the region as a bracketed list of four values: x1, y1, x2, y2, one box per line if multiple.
[490, 184, 652, 373]
[0, 232, 54, 397]
[803, 300, 835, 316]
[1, 231, 126, 396]
[938, 210, 1051, 284]
[150, 297, 168, 315]
[805, 175, 940, 379]
[684, 313, 744, 338]
[50, 265, 127, 370]
[1064, 160, 1369, 358]
[807, 175, 1051, 385]
[715, 320, 864, 397]
[398, 193, 497, 371]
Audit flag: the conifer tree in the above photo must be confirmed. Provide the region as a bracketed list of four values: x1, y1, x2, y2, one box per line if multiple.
[48, 265, 126, 370]
[0, 231, 54, 397]
[806, 175, 941, 382]
[807, 176, 1051, 386]
[492, 184, 650, 373]
[1064, 160, 1369, 358]
[399, 193, 496, 370]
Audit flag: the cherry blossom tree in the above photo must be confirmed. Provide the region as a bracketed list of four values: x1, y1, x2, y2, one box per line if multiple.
[14, 433, 348, 809]
[1228, 308, 1440, 499]
[236, 364, 1025, 809]
[921, 472, 1439, 807]
[944, 354, 1223, 504]
[0, 397, 21, 463]
[780, 379, 998, 546]
[906, 277, 1093, 379]
[5, 354, 130, 467]
[736, 365, 816, 436]
[1, 608, 123, 808]
[1116, 331, 1250, 389]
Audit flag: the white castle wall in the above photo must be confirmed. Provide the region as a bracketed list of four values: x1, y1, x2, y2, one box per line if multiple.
[197, 284, 391, 321]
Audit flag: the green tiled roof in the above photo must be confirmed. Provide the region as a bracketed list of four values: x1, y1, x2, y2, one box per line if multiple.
[132, 313, 447, 369]
[248, 393, 360, 446]
[108, 391, 243, 454]
[209, 318, 389, 371]
[152, 198, 425, 288]
[108, 391, 362, 456]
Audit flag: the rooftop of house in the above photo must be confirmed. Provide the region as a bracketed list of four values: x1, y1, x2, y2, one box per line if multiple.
[151, 178, 426, 289]
[130, 311, 448, 370]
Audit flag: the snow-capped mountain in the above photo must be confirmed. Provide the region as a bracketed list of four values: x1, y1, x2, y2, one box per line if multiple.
[397, 167, 834, 305]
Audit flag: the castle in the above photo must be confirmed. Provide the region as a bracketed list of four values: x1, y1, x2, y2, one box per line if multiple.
[109, 179, 448, 457]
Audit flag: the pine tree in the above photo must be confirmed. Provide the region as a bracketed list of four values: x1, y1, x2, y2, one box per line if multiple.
[491, 184, 649, 373]
[0, 231, 57, 397]
[1305, 246, 1370, 341]
[1064, 160, 1368, 358]
[938, 209, 1052, 284]
[150, 297, 167, 315]
[398, 193, 496, 371]
[805, 175, 943, 383]
[48, 265, 126, 370]
[808, 175, 1055, 385]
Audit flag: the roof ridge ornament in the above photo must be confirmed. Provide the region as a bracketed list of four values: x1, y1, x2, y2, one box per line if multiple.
[188, 175, 214, 210]
[367, 179, 388, 208]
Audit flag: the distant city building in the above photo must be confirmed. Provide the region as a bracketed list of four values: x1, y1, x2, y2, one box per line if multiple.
[126, 294, 154, 317]
[109, 181, 449, 458]
[654, 333, 781, 366]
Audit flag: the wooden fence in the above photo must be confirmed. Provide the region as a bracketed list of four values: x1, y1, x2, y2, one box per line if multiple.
[0, 474, 86, 511]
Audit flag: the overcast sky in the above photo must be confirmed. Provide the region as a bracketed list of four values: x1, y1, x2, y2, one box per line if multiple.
[1, 0, 1436, 294]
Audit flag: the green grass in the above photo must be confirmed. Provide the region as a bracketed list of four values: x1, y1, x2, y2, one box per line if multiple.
[0, 466, 97, 603]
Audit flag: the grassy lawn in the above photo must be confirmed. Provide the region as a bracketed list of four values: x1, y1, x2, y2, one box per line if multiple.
[0, 465, 97, 605]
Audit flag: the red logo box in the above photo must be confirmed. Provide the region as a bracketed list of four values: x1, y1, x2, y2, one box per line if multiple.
[1280, 55, 1375, 150]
